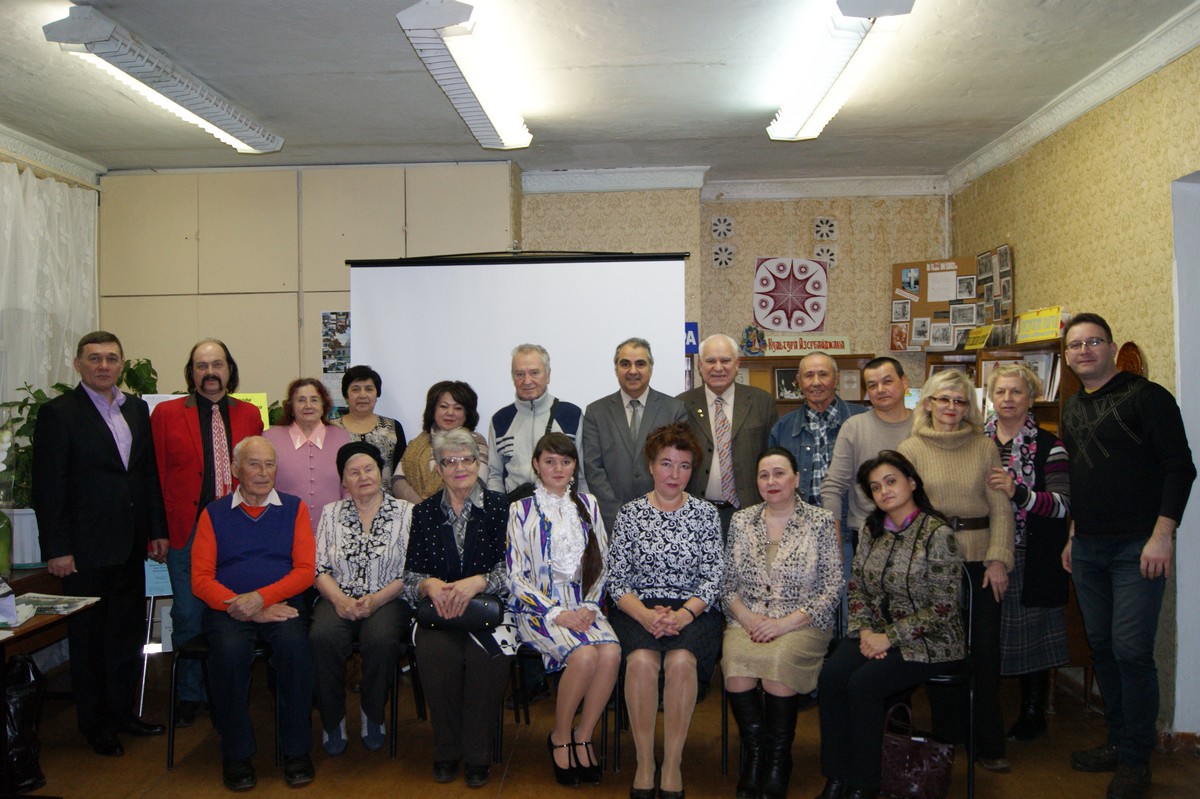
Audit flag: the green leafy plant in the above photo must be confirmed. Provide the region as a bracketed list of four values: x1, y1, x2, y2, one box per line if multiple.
[0, 358, 158, 508]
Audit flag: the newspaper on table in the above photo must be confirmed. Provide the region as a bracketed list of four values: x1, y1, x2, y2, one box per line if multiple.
[15, 592, 100, 616]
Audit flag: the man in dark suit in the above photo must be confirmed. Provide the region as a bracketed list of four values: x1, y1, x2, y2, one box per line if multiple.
[33, 330, 169, 757]
[150, 338, 263, 726]
[678, 333, 778, 532]
[580, 337, 687, 531]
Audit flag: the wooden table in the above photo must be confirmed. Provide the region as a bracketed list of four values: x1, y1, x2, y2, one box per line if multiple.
[0, 570, 67, 664]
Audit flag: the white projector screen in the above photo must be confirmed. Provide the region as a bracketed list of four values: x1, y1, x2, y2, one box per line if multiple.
[349, 254, 688, 441]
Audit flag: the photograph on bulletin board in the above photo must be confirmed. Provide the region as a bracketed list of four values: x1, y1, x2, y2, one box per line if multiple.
[974, 244, 1017, 345]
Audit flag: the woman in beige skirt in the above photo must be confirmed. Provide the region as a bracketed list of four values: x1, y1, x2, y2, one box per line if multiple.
[722, 447, 843, 799]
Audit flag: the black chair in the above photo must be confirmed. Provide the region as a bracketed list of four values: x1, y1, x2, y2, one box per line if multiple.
[923, 561, 977, 799]
[347, 640, 422, 760]
[166, 636, 278, 769]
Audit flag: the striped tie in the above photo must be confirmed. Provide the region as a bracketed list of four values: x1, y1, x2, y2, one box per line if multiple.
[714, 396, 738, 506]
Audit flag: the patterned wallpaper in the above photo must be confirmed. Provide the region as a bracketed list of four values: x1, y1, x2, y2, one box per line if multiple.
[699, 196, 946, 380]
[521, 189, 703, 322]
[522, 191, 949, 384]
[953, 46, 1200, 394]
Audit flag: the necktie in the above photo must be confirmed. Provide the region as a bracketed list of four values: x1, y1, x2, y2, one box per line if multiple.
[629, 398, 642, 441]
[714, 396, 738, 507]
[212, 408, 232, 498]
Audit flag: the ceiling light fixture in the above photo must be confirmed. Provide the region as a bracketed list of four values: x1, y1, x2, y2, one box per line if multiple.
[43, 6, 283, 154]
[767, 0, 912, 142]
[397, 0, 531, 150]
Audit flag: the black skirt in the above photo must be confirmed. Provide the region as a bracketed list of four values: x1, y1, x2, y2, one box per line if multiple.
[610, 597, 723, 683]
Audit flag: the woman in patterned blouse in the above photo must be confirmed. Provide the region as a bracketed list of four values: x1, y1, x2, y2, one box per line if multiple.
[815, 450, 964, 799]
[607, 422, 724, 799]
[984, 364, 1070, 742]
[310, 442, 413, 756]
[506, 433, 620, 786]
[331, 365, 408, 493]
[722, 447, 843, 799]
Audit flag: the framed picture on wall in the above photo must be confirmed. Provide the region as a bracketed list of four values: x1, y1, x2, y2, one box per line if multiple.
[950, 303, 976, 326]
[892, 300, 911, 322]
[774, 367, 800, 400]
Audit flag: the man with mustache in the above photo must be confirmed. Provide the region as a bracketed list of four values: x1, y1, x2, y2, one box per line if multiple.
[151, 338, 263, 727]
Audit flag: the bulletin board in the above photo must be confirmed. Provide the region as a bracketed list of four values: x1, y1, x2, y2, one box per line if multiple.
[974, 244, 1016, 345]
[890, 257, 979, 352]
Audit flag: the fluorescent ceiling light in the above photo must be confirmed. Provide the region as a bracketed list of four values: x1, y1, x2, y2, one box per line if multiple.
[43, 6, 283, 154]
[767, 1, 910, 141]
[397, 0, 532, 150]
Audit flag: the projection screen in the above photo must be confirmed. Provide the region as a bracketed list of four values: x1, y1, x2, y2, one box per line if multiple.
[349, 254, 688, 439]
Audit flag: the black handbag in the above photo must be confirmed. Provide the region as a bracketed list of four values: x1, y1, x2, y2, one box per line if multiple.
[880, 703, 955, 799]
[415, 593, 503, 632]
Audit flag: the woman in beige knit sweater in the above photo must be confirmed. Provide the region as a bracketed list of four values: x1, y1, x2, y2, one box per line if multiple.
[897, 368, 1014, 771]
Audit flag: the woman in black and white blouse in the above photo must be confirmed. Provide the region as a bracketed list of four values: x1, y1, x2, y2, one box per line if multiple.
[607, 422, 724, 799]
[310, 442, 412, 756]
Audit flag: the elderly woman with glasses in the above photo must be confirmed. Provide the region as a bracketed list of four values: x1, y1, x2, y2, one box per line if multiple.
[898, 369, 1014, 771]
[403, 428, 512, 789]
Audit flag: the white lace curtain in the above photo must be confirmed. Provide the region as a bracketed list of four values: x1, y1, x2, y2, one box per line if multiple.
[0, 162, 97, 403]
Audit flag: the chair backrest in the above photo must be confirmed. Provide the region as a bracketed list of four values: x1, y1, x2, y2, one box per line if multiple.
[957, 560, 976, 654]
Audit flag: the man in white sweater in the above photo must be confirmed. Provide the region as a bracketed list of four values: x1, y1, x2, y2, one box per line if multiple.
[819, 357, 912, 627]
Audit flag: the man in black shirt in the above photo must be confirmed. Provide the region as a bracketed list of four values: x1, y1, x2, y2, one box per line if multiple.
[1060, 313, 1195, 799]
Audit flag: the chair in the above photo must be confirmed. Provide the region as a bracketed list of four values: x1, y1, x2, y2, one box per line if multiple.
[166, 636, 277, 769]
[348, 640, 421, 760]
[923, 561, 977, 799]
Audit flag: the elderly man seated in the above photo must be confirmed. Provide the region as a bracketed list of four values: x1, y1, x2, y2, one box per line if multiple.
[192, 435, 316, 791]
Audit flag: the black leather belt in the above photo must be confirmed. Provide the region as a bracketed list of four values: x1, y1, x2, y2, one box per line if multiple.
[946, 515, 989, 531]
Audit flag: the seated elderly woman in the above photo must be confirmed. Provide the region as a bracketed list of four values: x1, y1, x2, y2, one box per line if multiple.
[607, 422, 724, 799]
[310, 442, 413, 756]
[331, 365, 408, 493]
[816, 451, 964, 799]
[394, 380, 489, 504]
[403, 428, 512, 789]
[507, 432, 620, 786]
[722, 447, 843, 799]
[264, 377, 352, 532]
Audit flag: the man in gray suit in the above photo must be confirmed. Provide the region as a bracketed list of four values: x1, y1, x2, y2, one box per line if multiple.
[580, 337, 687, 531]
[678, 333, 778, 532]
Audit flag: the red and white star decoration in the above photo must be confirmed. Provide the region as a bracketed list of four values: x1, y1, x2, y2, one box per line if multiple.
[753, 257, 828, 331]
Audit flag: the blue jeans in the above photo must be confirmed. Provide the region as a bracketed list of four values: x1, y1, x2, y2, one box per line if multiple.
[1072, 536, 1165, 766]
[166, 527, 207, 703]
[204, 599, 314, 761]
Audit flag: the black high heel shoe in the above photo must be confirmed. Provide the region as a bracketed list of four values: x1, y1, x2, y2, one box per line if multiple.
[571, 730, 602, 785]
[548, 734, 579, 786]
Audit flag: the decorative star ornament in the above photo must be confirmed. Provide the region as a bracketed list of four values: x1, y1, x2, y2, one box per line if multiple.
[753, 258, 828, 331]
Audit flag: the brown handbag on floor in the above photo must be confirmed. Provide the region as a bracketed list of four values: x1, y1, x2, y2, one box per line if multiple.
[880, 703, 955, 799]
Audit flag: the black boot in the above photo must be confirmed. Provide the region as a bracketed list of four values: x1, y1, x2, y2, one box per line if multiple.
[1007, 671, 1048, 742]
[726, 689, 766, 799]
[761, 693, 801, 799]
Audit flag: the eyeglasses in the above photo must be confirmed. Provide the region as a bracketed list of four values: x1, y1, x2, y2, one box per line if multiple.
[1066, 336, 1108, 352]
[439, 455, 477, 468]
[931, 396, 969, 408]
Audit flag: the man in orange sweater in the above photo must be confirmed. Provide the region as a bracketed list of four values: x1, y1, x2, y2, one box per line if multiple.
[192, 435, 315, 791]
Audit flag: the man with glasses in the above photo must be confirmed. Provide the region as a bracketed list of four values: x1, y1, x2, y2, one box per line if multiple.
[1060, 313, 1195, 799]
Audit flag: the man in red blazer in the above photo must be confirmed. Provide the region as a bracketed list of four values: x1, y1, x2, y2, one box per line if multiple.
[33, 331, 168, 757]
[150, 338, 263, 726]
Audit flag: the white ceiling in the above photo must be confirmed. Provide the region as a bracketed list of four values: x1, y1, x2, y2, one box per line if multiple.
[2, 0, 1199, 189]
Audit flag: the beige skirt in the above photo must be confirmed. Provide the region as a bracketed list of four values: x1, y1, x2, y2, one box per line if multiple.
[721, 623, 832, 694]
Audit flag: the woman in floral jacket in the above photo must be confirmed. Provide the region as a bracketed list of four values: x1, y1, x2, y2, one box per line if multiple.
[507, 433, 620, 787]
[815, 450, 964, 799]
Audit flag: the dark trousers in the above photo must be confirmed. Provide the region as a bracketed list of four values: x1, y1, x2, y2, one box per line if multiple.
[165, 523, 206, 703]
[818, 638, 948, 792]
[62, 543, 146, 737]
[414, 627, 511, 766]
[927, 561, 1005, 758]
[1072, 536, 1165, 766]
[203, 600, 313, 761]
[310, 599, 404, 731]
